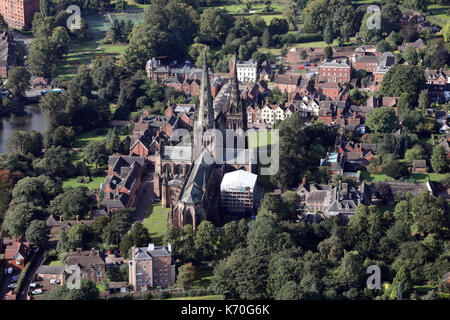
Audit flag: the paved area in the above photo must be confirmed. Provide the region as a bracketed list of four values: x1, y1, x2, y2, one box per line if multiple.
[133, 171, 155, 222]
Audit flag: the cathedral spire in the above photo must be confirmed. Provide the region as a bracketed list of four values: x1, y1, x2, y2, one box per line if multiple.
[196, 47, 214, 130]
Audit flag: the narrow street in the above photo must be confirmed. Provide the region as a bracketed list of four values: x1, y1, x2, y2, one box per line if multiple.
[132, 171, 155, 222]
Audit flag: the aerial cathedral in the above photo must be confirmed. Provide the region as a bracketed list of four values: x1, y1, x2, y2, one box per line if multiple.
[162, 50, 254, 230]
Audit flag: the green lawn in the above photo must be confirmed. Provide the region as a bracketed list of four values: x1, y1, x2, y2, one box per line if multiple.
[248, 129, 274, 149]
[166, 295, 223, 300]
[192, 268, 214, 289]
[360, 170, 448, 183]
[427, 4, 450, 28]
[63, 176, 105, 190]
[48, 260, 63, 266]
[96, 284, 106, 292]
[143, 202, 170, 246]
[55, 40, 127, 79]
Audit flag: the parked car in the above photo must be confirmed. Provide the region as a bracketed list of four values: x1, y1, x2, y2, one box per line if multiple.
[7, 283, 16, 289]
[30, 282, 37, 288]
[31, 289, 43, 295]
[50, 279, 60, 285]
[11, 275, 19, 282]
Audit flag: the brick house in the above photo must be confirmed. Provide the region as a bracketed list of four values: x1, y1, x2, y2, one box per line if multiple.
[412, 160, 427, 173]
[100, 156, 146, 213]
[129, 244, 175, 291]
[318, 59, 351, 84]
[317, 81, 342, 100]
[66, 249, 106, 284]
[273, 74, 301, 93]
[36, 265, 65, 284]
[0, 0, 40, 30]
[3, 238, 30, 270]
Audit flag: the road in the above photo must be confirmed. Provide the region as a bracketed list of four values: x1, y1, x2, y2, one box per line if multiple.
[133, 171, 155, 222]
[16, 240, 56, 300]
[292, 3, 301, 33]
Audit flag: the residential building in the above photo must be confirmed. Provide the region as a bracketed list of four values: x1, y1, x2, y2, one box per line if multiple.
[100, 156, 146, 213]
[273, 74, 302, 93]
[3, 238, 30, 270]
[0, 0, 40, 30]
[318, 59, 351, 83]
[232, 58, 258, 83]
[304, 182, 370, 219]
[36, 265, 65, 284]
[412, 160, 427, 173]
[129, 243, 175, 291]
[220, 169, 261, 216]
[66, 249, 106, 284]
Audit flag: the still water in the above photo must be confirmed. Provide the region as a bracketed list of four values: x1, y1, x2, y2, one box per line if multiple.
[0, 104, 47, 154]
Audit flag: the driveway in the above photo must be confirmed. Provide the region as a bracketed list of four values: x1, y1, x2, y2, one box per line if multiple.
[133, 172, 155, 222]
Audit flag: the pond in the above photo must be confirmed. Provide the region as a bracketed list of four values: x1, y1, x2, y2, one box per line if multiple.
[0, 104, 48, 154]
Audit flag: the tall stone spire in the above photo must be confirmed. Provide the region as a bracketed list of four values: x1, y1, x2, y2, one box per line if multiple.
[196, 47, 214, 130]
[193, 47, 215, 161]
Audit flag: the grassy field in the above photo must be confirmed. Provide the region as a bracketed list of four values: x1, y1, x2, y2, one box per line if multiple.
[248, 129, 274, 149]
[166, 295, 223, 300]
[192, 268, 214, 289]
[55, 40, 127, 79]
[62, 176, 105, 190]
[427, 4, 450, 28]
[360, 170, 448, 183]
[143, 202, 170, 246]
[48, 260, 64, 266]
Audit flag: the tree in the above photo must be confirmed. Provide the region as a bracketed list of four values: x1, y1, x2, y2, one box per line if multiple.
[6, 66, 31, 98]
[268, 17, 289, 35]
[176, 263, 196, 290]
[376, 40, 392, 53]
[48, 186, 94, 220]
[84, 141, 108, 168]
[3, 203, 45, 236]
[262, 28, 270, 48]
[380, 65, 426, 97]
[198, 8, 233, 46]
[33, 146, 76, 178]
[44, 279, 99, 300]
[443, 23, 450, 43]
[403, 0, 428, 11]
[194, 220, 217, 261]
[102, 209, 133, 245]
[247, 216, 281, 255]
[25, 220, 49, 246]
[430, 145, 448, 173]
[51, 26, 70, 59]
[411, 191, 448, 236]
[384, 160, 410, 179]
[334, 250, 366, 288]
[120, 222, 151, 258]
[10, 175, 61, 207]
[324, 46, 333, 59]
[323, 21, 334, 45]
[366, 107, 398, 133]
[6, 130, 43, 156]
[418, 89, 429, 109]
[402, 46, 419, 65]
[376, 183, 394, 204]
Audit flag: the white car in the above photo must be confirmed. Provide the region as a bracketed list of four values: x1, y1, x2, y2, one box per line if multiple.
[31, 289, 43, 295]
[30, 282, 37, 288]
[50, 279, 60, 284]
[7, 283, 16, 289]
[11, 275, 19, 282]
